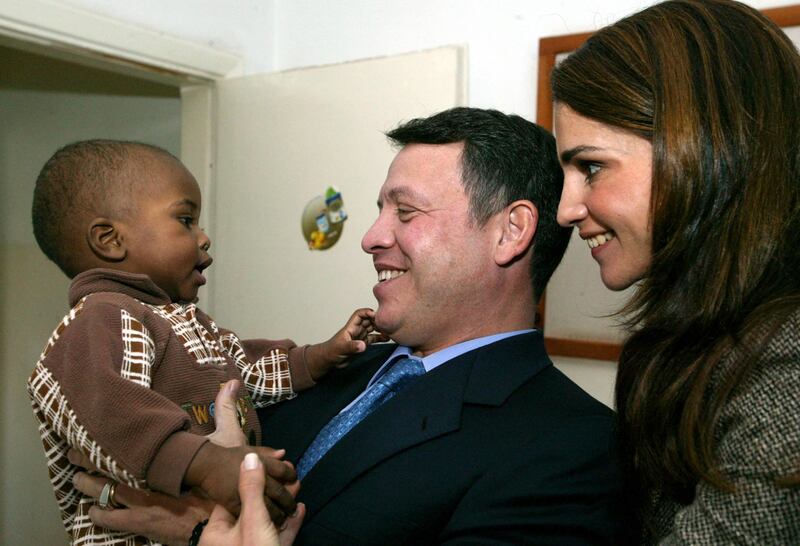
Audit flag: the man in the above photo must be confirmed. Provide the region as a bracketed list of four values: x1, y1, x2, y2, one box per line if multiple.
[256, 107, 627, 544]
[76, 108, 628, 545]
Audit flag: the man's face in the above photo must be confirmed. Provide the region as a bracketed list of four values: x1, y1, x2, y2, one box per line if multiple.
[119, 154, 212, 303]
[361, 142, 498, 355]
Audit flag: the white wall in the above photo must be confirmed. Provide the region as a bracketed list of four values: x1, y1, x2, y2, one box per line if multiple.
[59, 0, 799, 122]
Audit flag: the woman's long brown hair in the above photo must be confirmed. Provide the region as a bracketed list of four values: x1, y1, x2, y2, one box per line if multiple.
[552, 0, 800, 513]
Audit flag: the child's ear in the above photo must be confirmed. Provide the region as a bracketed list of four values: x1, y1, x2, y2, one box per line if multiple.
[87, 218, 126, 262]
[494, 200, 538, 266]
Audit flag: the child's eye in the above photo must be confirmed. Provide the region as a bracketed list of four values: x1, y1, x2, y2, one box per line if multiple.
[179, 216, 194, 227]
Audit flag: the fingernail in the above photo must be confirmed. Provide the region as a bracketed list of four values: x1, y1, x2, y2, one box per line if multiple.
[244, 452, 259, 470]
[227, 381, 237, 395]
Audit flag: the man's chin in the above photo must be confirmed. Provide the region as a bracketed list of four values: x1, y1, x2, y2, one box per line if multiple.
[373, 312, 398, 340]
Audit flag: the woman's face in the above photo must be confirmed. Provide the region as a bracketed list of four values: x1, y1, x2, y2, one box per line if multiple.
[555, 104, 653, 291]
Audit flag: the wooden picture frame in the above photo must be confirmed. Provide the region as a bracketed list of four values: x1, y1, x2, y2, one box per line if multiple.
[537, 3, 800, 362]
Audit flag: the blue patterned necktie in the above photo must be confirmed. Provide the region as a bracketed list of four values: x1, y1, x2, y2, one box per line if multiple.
[296, 356, 425, 480]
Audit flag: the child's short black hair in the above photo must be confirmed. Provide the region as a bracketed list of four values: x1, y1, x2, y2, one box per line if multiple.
[32, 139, 177, 277]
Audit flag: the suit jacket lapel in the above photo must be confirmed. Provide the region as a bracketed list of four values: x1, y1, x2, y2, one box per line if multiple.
[299, 331, 551, 514]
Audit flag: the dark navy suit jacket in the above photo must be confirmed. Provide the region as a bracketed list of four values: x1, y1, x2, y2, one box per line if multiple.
[258, 332, 631, 545]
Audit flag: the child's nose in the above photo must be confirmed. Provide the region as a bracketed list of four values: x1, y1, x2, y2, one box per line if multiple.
[199, 232, 211, 252]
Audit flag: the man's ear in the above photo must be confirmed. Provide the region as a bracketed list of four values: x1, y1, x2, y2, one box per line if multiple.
[494, 200, 538, 266]
[87, 218, 126, 262]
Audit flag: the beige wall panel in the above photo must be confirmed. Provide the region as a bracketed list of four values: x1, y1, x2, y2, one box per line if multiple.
[210, 46, 466, 342]
[546, 222, 633, 343]
[0, 73, 179, 543]
[552, 356, 616, 409]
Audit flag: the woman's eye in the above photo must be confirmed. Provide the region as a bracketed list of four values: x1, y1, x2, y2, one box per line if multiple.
[580, 161, 602, 182]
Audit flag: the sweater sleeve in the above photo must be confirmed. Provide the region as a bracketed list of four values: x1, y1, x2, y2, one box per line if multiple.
[216, 328, 316, 406]
[658, 324, 800, 544]
[27, 299, 207, 497]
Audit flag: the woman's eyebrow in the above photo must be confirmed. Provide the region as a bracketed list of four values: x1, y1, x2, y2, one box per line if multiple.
[560, 145, 602, 164]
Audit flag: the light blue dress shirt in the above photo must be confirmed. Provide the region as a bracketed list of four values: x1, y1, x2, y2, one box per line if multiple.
[339, 329, 535, 413]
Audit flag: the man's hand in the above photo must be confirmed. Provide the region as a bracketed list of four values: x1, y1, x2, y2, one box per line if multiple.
[306, 308, 389, 380]
[200, 453, 305, 546]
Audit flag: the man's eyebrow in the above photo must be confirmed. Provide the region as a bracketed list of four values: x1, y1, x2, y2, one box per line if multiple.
[560, 145, 602, 164]
[384, 186, 430, 205]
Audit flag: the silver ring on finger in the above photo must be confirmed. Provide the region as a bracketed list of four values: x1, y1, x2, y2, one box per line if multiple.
[98, 481, 121, 510]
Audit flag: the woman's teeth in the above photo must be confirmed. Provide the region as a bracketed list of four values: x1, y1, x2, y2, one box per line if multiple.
[587, 232, 615, 249]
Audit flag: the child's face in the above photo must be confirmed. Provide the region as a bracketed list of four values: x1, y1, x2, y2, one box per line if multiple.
[120, 155, 212, 303]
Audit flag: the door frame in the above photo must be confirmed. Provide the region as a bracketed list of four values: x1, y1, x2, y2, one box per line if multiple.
[0, 0, 235, 308]
[0, 0, 240, 83]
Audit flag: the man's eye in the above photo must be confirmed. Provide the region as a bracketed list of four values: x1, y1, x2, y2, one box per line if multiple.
[396, 208, 415, 220]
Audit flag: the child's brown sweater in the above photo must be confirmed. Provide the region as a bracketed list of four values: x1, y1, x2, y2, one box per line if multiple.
[28, 268, 314, 545]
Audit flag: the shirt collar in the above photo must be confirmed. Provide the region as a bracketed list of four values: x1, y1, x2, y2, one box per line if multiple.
[383, 329, 535, 374]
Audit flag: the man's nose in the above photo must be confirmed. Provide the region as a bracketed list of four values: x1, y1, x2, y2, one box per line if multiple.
[361, 213, 391, 254]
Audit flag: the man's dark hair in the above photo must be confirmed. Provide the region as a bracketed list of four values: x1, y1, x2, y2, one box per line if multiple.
[387, 107, 571, 301]
[32, 139, 176, 277]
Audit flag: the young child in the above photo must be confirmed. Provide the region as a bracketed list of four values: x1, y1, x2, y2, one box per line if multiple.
[27, 139, 380, 545]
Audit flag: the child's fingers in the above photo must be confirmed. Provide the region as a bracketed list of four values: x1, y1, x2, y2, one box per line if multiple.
[366, 332, 390, 344]
[262, 447, 286, 460]
[256, 450, 297, 482]
[285, 479, 301, 498]
[351, 308, 375, 323]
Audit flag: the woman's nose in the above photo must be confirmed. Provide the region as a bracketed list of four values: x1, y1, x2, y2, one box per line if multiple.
[557, 183, 588, 227]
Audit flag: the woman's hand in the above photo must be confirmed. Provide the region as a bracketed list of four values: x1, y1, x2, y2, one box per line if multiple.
[200, 452, 305, 546]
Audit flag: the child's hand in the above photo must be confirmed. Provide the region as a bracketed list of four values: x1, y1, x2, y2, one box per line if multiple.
[184, 443, 298, 524]
[306, 308, 388, 380]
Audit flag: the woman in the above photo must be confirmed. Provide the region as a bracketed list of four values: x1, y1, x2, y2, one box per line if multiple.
[552, 0, 800, 543]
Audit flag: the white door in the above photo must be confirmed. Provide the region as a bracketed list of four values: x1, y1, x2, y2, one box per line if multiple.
[205, 47, 466, 343]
